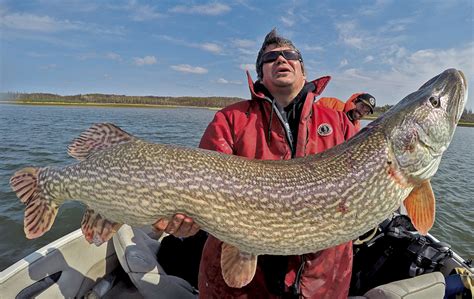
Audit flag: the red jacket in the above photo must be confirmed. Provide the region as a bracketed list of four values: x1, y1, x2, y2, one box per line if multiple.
[198, 72, 356, 299]
[316, 93, 364, 130]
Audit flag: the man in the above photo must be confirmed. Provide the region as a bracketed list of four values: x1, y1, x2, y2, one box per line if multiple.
[154, 29, 356, 298]
[317, 93, 376, 130]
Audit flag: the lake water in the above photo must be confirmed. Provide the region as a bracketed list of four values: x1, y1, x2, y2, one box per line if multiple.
[0, 104, 472, 271]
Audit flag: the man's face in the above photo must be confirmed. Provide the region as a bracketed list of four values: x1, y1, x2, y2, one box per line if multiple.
[261, 44, 306, 92]
[352, 101, 372, 120]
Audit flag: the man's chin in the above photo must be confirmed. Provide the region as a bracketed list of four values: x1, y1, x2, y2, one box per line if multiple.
[272, 78, 294, 87]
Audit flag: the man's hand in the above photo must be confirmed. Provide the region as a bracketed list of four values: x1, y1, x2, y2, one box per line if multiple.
[153, 213, 200, 238]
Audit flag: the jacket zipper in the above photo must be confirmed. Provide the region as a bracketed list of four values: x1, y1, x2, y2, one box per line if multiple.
[264, 96, 294, 156]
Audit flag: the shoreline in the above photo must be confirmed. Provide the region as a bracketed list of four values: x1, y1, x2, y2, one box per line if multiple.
[2, 101, 473, 127]
[0, 101, 222, 110]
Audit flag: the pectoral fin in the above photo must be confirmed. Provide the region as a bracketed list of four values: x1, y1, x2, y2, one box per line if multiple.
[81, 208, 122, 246]
[220, 243, 257, 288]
[403, 180, 435, 235]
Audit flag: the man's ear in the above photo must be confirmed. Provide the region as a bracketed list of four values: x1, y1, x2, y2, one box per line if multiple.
[300, 62, 306, 79]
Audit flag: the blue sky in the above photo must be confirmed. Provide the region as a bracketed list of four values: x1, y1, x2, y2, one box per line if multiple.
[1, 0, 473, 109]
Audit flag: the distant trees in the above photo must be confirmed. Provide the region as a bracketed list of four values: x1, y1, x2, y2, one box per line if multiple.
[11, 93, 242, 108]
[0, 92, 24, 100]
[461, 108, 474, 122]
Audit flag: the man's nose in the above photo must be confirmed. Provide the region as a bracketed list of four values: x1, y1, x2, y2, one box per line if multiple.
[275, 53, 288, 63]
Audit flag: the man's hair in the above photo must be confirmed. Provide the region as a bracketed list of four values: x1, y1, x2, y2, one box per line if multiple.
[255, 28, 304, 80]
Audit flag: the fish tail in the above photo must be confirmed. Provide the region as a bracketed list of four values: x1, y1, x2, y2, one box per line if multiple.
[10, 167, 59, 239]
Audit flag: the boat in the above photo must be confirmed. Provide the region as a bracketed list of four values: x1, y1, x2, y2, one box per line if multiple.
[0, 213, 472, 298]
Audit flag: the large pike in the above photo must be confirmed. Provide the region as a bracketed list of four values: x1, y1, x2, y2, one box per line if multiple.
[10, 69, 468, 287]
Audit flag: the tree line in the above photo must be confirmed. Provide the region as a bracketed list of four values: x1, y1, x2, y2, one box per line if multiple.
[1, 92, 241, 108]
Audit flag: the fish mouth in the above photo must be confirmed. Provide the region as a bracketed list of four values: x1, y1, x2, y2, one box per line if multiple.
[456, 70, 468, 120]
[445, 69, 468, 123]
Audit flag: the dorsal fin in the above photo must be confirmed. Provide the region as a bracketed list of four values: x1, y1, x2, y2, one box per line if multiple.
[67, 123, 136, 161]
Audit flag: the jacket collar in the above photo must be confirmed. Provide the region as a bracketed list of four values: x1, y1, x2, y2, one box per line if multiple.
[246, 70, 331, 102]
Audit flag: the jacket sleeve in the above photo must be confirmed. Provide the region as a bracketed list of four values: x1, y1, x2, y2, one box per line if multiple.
[340, 111, 357, 140]
[198, 110, 234, 155]
[316, 97, 346, 111]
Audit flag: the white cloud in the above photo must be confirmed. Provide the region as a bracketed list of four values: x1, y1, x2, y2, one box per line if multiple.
[335, 21, 367, 49]
[171, 64, 208, 74]
[200, 43, 223, 54]
[380, 17, 416, 33]
[232, 39, 256, 48]
[324, 43, 474, 107]
[280, 16, 295, 27]
[108, 1, 163, 21]
[0, 11, 125, 35]
[170, 3, 231, 15]
[105, 52, 122, 61]
[358, 0, 393, 16]
[334, 18, 411, 52]
[0, 12, 80, 32]
[364, 55, 374, 63]
[130, 4, 163, 21]
[339, 59, 348, 67]
[231, 39, 257, 56]
[133, 56, 157, 66]
[37, 0, 99, 12]
[216, 78, 242, 85]
[157, 35, 222, 55]
[301, 45, 324, 52]
[342, 68, 372, 80]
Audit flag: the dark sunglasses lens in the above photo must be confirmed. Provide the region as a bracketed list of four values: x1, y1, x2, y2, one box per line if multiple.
[282, 50, 300, 60]
[261, 50, 300, 63]
[261, 51, 279, 63]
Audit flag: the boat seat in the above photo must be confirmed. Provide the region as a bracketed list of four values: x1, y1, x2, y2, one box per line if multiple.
[112, 225, 198, 299]
[349, 272, 445, 299]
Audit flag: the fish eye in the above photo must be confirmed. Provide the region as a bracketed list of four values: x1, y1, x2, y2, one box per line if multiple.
[429, 96, 440, 108]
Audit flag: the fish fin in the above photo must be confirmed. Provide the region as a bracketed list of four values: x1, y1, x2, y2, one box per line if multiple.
[81, 208, 122, 246]
[403, 180, 436, 235]
[220, 242, 257, 288]
[67, 123, 136, 161]
[10, 167, 59, 239]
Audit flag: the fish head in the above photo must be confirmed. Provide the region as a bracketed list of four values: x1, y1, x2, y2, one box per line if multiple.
[385, 68, 468, 182]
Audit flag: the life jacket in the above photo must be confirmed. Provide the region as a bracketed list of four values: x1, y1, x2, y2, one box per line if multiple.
[317, 93, 364, 131]
[197, 72, 356, 299]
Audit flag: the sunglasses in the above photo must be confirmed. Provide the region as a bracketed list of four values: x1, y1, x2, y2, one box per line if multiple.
[261, 50, 302, 64]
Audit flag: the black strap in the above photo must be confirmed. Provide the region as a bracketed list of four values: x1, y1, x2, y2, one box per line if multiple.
[289, 256, 306, 297]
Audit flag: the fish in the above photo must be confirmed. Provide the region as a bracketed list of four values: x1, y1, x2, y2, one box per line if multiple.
[10, 69, 468, 288]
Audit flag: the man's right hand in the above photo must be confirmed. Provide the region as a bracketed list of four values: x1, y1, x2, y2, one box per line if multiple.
[153, 213, 200, 238]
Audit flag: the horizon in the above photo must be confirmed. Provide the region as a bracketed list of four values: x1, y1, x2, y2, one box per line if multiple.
[1, 0, 473, 110]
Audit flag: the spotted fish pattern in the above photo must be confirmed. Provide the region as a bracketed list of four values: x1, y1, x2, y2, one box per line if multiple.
[9, 69, 468, 287]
